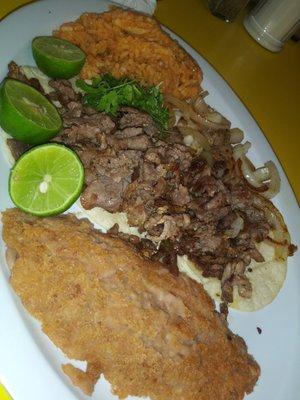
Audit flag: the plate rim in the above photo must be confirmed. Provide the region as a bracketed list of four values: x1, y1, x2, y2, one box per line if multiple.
[0, 1, 299, 400]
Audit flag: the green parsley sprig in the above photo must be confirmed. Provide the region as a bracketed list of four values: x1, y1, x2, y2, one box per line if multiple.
[76, 74, 169, 130]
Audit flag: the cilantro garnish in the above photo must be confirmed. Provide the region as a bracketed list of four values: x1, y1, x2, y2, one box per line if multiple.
[76, 74, 169, 130]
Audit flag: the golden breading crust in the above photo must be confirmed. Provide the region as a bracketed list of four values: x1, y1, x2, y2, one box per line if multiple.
[54, 7, 202, 99]
[62, 362, 102, 395]
[2, 209, 260, 400]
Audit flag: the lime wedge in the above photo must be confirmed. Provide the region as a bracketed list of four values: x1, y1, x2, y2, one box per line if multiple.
[32, 36, 86, 79]
[9, 144, 84, 217]
[0, 78, 62, 144]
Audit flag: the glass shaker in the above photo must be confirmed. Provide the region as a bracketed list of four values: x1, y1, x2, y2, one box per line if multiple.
[208, 0, 251, 22]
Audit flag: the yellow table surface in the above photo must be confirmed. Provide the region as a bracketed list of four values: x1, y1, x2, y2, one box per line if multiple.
[0, 0, 299, 398]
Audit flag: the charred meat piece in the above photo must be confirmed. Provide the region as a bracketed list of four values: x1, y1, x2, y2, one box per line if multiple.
[6, 139, 31, 160]
[107, 134, 151, 151]
[62, 113, 116, 133]
[118, 107, 156, 130]
[79, 148, 141, 212]
[49, 79, 80, 105]
[7, 61, 46, 93]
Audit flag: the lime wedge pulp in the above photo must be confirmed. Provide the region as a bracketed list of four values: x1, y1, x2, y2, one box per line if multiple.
[9, 144, 84, 217]
[32, 36, 86, 79]
[0, 78, 62, 144]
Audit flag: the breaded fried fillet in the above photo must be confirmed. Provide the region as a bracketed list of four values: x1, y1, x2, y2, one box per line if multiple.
[2, 209, 260, 399]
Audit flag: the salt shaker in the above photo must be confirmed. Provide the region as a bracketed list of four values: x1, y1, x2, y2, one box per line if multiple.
[244, 0, 300, 52]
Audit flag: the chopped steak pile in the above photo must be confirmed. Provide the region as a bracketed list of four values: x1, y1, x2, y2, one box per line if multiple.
[6, 65, 287, 304]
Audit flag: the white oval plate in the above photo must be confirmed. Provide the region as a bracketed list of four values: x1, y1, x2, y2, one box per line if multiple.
[0, 1, 299, 399]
